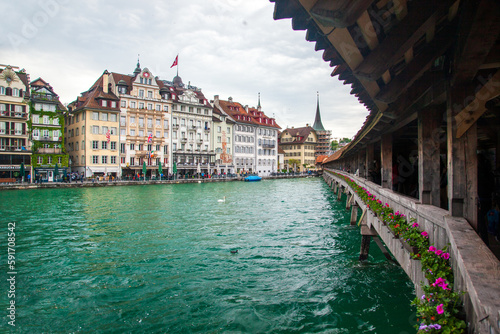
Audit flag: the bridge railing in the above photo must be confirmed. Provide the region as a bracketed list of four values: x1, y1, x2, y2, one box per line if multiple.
[323, 168, 500, 334]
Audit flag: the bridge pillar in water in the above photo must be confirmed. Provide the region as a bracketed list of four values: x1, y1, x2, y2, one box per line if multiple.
[350, 203, 359, 225]
[337, 186, 343, 200]
[346, 193, 352, 210]
[359, 224, 378, 261]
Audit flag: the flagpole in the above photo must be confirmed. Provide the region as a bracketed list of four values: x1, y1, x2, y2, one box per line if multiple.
[177, 53, 179, 77]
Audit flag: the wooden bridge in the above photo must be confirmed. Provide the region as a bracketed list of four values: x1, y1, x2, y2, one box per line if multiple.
[323, 169, 499, 333]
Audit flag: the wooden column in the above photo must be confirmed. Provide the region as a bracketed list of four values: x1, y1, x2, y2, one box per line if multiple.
[337, 186, 343, 200]
[358, 150, 365, 177]
[359, 236, 371, 261]
[346, 193, 352, 209]
[381, 133, 393, 189]
[418, 106, 441, 206]
[447, 84, 478, 229]
[366, 144, 374, 180]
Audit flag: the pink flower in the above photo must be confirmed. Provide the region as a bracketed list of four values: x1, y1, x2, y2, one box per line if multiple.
[421, 231, 429, 238]
[436, 250, 443, 256]
[412, 222, 419, 228]
[441, 252, 450, 260]
[385, 203, 389, 207]
[436, 304, 444, 314]
[441, 283, 450, 290]
[434, 277, 446, 286]
[429, 246, 436, 252]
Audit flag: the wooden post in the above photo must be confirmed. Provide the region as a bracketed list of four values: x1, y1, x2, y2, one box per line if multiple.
[418, 106, 441, 206]
[366, 144, 374, 180]
[372, 236, 393, 261]
[350, 203, 359, 225]
[337, 185, 343, 200]
[381, 133, 393, 189]
[447, 84, 478, 226]
[358, 150, 365, 177]
[346, 193, 352, 209]
[359, 235, 371, 261]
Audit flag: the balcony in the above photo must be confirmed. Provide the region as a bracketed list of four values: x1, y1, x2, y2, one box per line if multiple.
[38, 136, 61, 142]
[172, 124, 179, 129]
[37, 147, 62, 154]
[181, 138, 187, 143]
[0, 146, 31, 152]
[263, 143, 275, 149]
[31, 93, 59, 102]
[0, 111, 27, 119]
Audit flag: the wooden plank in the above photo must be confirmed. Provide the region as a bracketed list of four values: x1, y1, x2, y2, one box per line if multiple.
[356, 10, 379, 50]
[455, 70, 500, 138]
[464, 124, 478, 230]
[375, 24, 454, 103]
[353, 0, 451, 81]
[366, 143, 374, 180]
[310, 0, 376, 28]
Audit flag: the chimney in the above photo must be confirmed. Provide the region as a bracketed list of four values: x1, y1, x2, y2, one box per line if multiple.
[103, 70, 109, 93]
[228, 96, 233, 102]
[245, 105, 249, 112]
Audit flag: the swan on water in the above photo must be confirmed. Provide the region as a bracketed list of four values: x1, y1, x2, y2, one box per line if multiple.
[217, 196, 226, 203]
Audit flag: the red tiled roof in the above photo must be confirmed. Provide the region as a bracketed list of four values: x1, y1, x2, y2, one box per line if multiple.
[218, 99, 257, 125]
[71, 72, 120, 112]
[280, 126, 316, 145]
[316, 155, 328, 164]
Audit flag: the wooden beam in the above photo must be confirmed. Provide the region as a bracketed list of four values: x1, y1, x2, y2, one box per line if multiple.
[356, 10, 379, 50]
[375, 24, 455, 103]
[273, 0, 304, 20]
[309, 0, 376, 28]
[353, 0, 453, 81]
[453, 0, 500, 84]
[455, 70, 500, 138]
[292, 10, 311, 30]
[381, 133, 392, 189]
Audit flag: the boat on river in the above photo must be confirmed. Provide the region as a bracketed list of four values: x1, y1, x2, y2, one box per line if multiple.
[244, 175, 262, 182]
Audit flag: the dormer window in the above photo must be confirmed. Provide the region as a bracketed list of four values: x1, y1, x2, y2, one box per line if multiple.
[102, 100, 107, 107]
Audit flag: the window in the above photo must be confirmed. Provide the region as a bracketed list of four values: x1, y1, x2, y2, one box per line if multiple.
[218, 126, 221, 133]
[102, 156, 108, 164]
[139, 118, 144, 127]
[139, 90, 144, 97]
[82, 140, 85, 150]
[111, 101, 116, 108]
[217, 136, 221, 143]
[32, 114, 39, 123]
[111, 156, 116, 164]
[81, 155, 85, 164]
[82, 126, 85, 134]
[102, 141, 108, 149]
[147, 118, 153, 128]
[163, 105, 168, 112]
[37, 156, 43, 164]
[156, 131, 160, 138]
[181, 105, 186, 111]
[147, 103, 153, 110]
[92, 112, 99, 120]
[43, 116, 49, 124]
[156, 104, 161, 111]
[120, 143, 125, 153]
[101, 126, 108, 135]
[110, 114, 117, 122]
[120, 116, 126, 126]
[102, 100, 107, 107]
[130, 143, 135, 150]
[164, 120, 168, 128]
[76, 128, 79, 136]
[173, 143, 177, 151]
[76, 142, 79, 151]
[53, 118, 59, 125]
[48, 156, 53, 164]
[121, 157, 126, 164]
[101, 113, 108, 121]
[32, 129, 39, 137]
[130, 116, 136, 124]
[164, 146, 168, 154]
[130, 157, 135, 165]
[130, 129, 136, 136]
[139, 130, 144, 137]
[110, 142, 117, 150]
[121, 100, 126, 108]
[147, 91, 153, 98]
[110, 127, 117, 135]
[76, 114, 80, 122]
[172, 131, 177, 139]
[93, 156, 99, 164]
[147, 144, 152, 151]
[131, 101, 136, 109]
[181, 118, 185, 126]
[139, 102, 144, 109]
[92, 126, 99, 134]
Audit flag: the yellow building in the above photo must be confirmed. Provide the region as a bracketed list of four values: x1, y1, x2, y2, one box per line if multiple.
[66, 71, 120, 179]
[279, 125, 317, 172]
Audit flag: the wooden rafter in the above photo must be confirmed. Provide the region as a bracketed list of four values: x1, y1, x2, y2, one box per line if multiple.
[309, 0, 376, 28]
[353, 0, 454, 81]
[453, 0, 500, 84]
[375, 24, 455, 103]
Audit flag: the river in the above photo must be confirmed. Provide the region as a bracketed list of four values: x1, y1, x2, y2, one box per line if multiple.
[0, 178, 415, 333]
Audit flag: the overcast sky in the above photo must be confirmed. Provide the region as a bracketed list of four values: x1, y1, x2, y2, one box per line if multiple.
[1, 0, 368, 139]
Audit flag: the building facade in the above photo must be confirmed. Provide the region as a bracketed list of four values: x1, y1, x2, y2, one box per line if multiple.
[279, 126, 318, 172]
[66, 71, 121, 179]
[249, 102, 280, 176]
[29, 78, 69, 181]
[109, 63, 172, 178]
[0, 65, 31, 181]
[212, 99, 235, 175]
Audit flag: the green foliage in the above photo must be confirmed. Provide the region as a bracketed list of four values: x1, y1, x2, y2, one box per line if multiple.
[331, 140, 339, 151]
[32, 154, 69, 168]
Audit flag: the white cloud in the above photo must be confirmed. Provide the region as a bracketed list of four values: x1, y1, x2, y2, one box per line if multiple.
[0, 0, 369, 138]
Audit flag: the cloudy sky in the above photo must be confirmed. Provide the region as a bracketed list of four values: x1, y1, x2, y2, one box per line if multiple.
[1, 0, 368, 139]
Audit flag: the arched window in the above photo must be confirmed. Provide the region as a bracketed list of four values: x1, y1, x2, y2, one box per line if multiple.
[0, 86, 5, 95]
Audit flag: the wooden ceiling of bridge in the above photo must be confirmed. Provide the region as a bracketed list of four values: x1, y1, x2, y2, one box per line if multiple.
[271, 0, 500, 159]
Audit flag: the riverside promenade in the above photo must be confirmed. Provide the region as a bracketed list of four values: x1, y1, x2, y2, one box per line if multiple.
[0, 174, 312, 191]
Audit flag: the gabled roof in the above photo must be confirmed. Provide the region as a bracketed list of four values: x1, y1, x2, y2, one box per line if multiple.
[218, 99, 258, 126]
[280, 126, 316, 145]
[30, 77, 67, 111]
[70, 72, 120, 113]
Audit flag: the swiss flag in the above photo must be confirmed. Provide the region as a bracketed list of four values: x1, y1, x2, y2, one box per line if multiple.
[170, 55, 178, 68]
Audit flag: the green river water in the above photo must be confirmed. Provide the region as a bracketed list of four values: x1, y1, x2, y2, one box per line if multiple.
[0, 178, 416, 333]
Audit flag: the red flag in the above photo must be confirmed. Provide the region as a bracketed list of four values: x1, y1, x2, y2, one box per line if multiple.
[106, 130, 111, 143]
[147, 133, 153, 143]
[170, 55, 178, 68]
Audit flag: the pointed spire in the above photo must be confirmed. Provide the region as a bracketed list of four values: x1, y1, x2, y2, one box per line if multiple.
[257, 92, 261, 111]
[133, 54, 141, 76]
[312, 91, 326, 131]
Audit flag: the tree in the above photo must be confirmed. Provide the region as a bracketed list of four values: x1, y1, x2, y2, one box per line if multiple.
[288, 159, 300, 172]
[331, 139, 339, 151]
[339, 137, 352, 144]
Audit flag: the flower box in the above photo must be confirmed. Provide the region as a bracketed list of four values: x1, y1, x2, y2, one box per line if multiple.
[401, 239, 419, 255]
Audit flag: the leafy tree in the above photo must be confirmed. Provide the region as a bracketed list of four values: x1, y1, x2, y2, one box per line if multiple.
[340, 137, 352, 144]
[331, 140, 339, 151]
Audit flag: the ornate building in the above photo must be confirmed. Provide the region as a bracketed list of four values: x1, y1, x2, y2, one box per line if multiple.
[212, 97, 235, 175]
[312, 92, 331, 157]
[0, 65, 31, 181]
[29, 78, 69, 181]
